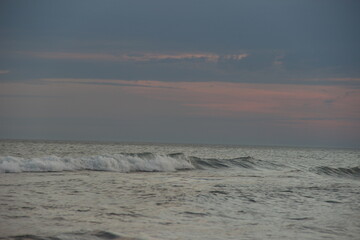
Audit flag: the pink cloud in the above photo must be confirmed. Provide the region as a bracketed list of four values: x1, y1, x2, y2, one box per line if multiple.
[20, 51, 249, 63]
[20, 52, 119, 61]
[0, 70, 10, 74]
[122, 53, 221, 62]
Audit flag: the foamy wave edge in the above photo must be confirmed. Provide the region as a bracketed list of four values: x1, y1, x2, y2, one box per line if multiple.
[0, 153, 195, 173]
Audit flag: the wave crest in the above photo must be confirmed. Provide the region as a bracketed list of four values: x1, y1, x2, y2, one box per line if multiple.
[312, 166, 360, 178]
[190, 156, 284, 170]
[0, 153, 195, 173]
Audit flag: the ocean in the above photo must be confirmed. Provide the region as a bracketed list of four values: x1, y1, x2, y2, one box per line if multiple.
[0, 140, 359, 240]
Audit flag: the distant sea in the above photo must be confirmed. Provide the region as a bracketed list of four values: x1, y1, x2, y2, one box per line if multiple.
[0, 140, 359, 240]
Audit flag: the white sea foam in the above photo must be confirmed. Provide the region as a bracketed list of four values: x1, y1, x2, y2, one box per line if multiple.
[0, 154, 195, 173]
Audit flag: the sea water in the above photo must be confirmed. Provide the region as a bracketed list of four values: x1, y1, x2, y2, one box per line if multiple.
[0, 140, 359, 240]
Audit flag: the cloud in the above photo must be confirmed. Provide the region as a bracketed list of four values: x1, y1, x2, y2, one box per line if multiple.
[122, 53, 221, 62]
[0, 94, 59, 99]
[221, 54, 249, 61]
[40, 78, 177, 89]
[319, 78, 360, 83]
[19, 51, 249, 63]
[19, 52, 119, 61]
[0, 70, 10, 74]
[296, 77, 360, 86]
[273, 55, 285, 66]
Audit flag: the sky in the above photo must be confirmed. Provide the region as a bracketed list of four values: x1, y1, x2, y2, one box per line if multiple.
[0, 0, 359, 148]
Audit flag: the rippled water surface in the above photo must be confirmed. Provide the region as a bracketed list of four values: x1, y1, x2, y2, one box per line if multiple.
[0, 140, 359, 240]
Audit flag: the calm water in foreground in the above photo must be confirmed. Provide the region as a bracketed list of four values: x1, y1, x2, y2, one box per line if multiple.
[0, 140, 359, 240]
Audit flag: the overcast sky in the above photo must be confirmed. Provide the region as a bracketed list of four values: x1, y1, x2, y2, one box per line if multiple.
[0, 0, 359, 148]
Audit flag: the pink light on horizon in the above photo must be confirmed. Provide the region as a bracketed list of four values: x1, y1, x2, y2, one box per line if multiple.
[41, 78, 359, 127]
[2, 78, 360, 140]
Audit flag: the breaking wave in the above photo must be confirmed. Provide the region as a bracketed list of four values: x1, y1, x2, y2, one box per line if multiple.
[0, 153, 194, 173]
[0, 152, 283, 173]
